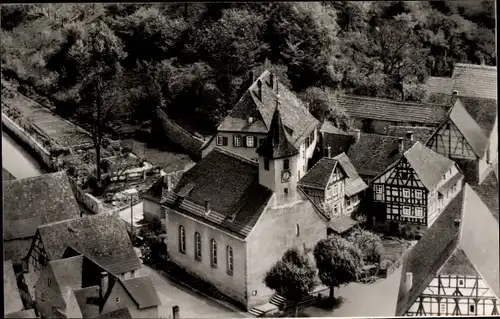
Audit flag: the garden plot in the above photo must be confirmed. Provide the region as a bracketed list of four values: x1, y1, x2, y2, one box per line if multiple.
[2, 92, 93, 148]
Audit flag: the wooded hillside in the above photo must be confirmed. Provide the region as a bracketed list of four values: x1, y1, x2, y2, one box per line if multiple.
[1, 2, 495, 134]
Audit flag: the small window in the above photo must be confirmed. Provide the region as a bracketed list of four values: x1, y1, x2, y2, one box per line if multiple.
[179, 226, 186, 254]
[41, 293, 45, 302]
[403, 189, 410, 198]
[346, 197, 351, 207]
[334, 205, 338, 215]
[246, 136, 255, 148]
[284, 159, 290, 170]
[375, 185, 383, 194]
[415, 207, 423, 217]
[216, 136, 224, 146]
[227, 246, 234, 275]
[415, 190, 422, 199]
[233, 135, 242, 147]
[195, 232, 202, 261]
[403, 206, 411, 216]
[401, 172, 408, 180]
[459, 279, 464, 286]
[284, 188, 289, 196]
[470, 304, 475, 313]
[116, 297, 120, 303]
[211, 239, 218, 267]
[264, 158, 269, 171]
[223, 136, 228, 146]
[296, 224, 300, 236]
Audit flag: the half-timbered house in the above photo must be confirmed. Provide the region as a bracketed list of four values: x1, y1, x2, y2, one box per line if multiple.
[426, 97, 497, 185]
[332, 152, 368, 215]
[396, 184, 499, 316]
[25, 213, 142, 280]
[371, 141, 463, 235]
[3, 172, 81, 268]
[200, 70, 319, 170]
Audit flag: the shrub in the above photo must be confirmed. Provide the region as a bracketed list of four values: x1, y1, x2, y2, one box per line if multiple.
[380, 259, 393, 270]
[347, 228, 384, 264]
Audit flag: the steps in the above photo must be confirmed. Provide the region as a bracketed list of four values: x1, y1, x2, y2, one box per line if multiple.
[248, 307, 265, 317]
[269, 294, 286, 307]
[269, 293, 317, 310]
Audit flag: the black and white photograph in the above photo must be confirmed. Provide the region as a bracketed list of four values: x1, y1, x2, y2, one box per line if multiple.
[1, 1, 498, 318]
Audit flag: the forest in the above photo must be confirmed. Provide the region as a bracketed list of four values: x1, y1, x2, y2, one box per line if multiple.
[1, 1, 496, 135]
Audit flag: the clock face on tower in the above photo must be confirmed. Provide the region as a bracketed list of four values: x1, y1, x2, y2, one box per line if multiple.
[281, 170, 291, 183]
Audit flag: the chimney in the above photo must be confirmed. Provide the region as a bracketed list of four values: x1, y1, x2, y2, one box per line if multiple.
[204, 199, 210, 214]
[452, 90, 459, 96]
[326, 146, 332, 158]
[399, 137, 405, 153]
[248, 117, 254, 125]
[406, 131, 414, 141]
[454, 218, 461, 227]
[173, 306, 180, 319]
[404, 272, 413, 294]
[354, 129, 361, 142]
[249, 71, 255, 84]
[100, 272, 109, 300]
[257, 80, 263, 101]
[269, 72, 274, 89]
[163, 174, 172, 191]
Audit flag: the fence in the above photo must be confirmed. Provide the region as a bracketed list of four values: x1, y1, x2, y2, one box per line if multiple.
[153, 108, 204, 160]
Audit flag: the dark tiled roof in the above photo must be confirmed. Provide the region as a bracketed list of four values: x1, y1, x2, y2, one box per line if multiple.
[3, 168, 15, 181]
[4, 260, 24, 315]
[94, 308, 133, 319]
[458, 96, 497, 137]
[333, 153, 368, 196]
[404, 141, 456, 191]
[472, 168, 499, 222]
[449, 99, 489, 157]
[3, 171, 80, 240]
[347, 134, 416, 179]
[452, 63, 497, 100]
[329, 215, 358, 234]
[299, 158, 340, 189]
[336, 94, 447, 125]
[218, 70, 318, 147]
[74, 286, 101, 318]
[322, 132, 355, 158]
[384, 126, 436, 144]
[38, 213, 142, 275]
[49, 256, 84, 290]
[320, 121, 350, 135]
[4, 239, 34, 263]
[396, 184, 500, 315]
[120, 276, 161, 309]
[164, 148, 273, 239]
[256, 108, 299, 159]
[425, 76, 454, 95]
[5, 309, 37, 318]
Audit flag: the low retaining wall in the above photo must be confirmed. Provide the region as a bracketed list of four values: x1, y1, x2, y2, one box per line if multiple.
[153, 108, 204, 160]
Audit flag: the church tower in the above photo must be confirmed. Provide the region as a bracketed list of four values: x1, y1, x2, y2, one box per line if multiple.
[256, 104, 300, 206]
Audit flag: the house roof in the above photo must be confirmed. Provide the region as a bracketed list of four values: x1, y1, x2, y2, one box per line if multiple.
[218, 70, 318, 147]
[5, 309, 37, 318]
[3, 171, 80, 241]
[403, 141, 456, 191]
[3, 168, 15, 181]
[347, 133, 416, 178]
[120, 276, 161, 309]
[329, 215, 358, 234]
[73, 286, 100, 318]
[4, 239, 36, 263]
[256, 108, 299, 159]
[336, 94, 447, 125]
[451, 63, 497, 100]
[162, 148, 273, 239]
[4, 260, 24, 315]
[396, 184, 500, 315]
[48, 256, 84, 291]
[458, 96, 497, 138]
[425, 76, 454, 96]
[322, 131, 355, 159]
[37, 213, 142, 275]
[384, 126, 436, 144]
[298, 157, 341, 190]
[449, 99, 489, 157]
[320, 121, 350, 136]
[472, 168, 499, 222]
[332, 152, 368, 196]
[94, 308, 133, 319]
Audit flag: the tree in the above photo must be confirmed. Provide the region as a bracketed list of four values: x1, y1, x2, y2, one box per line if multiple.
[264, 248, 317, 317]
[346, 227, 384, 264]
[65, 20, 127, 192]
[313, 235, 364, 304]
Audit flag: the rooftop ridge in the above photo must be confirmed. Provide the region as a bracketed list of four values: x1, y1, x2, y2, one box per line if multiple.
[454, 63, 498, 71]
[49, 255, 83, 265]
[212, 147, 259, 167]
[248, 69, 271, 91]
[339, 93, 449, 108]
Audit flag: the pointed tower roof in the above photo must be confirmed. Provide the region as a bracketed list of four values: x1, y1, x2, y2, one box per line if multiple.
[256, 106, 299, 159]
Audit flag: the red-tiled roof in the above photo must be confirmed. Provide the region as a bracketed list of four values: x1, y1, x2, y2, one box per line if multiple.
[163, 148, 273, 239]
[396, 184, 500, 315]
[218, 70, 318, 147]
[3, 171, 80, 240]
[336, 94, 447, 125]
[256, 108, 299, 159]
[452, 63, 497, 100]
[37, 214, 142, 276]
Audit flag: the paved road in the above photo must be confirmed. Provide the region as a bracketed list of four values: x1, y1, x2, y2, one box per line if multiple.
[137, 265, 247, 319]
[2, 131, 45, 178]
